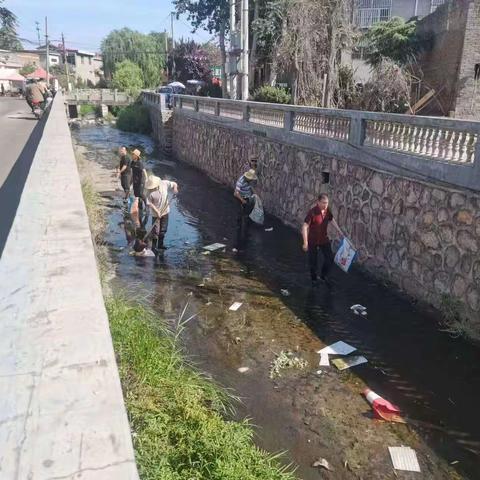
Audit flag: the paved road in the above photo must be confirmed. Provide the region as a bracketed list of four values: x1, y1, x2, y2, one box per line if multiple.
[0, 97, 45, 257]
[0, 97, 37, 188]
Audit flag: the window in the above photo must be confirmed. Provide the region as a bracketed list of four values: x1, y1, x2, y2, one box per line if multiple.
[88, 57, 92, 65]
[81, 56, 84, 64]
[430, 0, 445, 12]
[50, 57, 58, 64]
[354, 0, 392, 28]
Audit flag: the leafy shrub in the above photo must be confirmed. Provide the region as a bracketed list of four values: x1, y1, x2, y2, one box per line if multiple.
[252, 85, 292, 104]
[79, 104, 99, 117]
[116, 103, 152, 134]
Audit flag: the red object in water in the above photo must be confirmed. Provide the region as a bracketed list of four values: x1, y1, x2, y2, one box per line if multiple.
[363, 388, 405, 423]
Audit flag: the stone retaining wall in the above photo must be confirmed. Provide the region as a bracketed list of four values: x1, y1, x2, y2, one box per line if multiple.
[172, 112, 480, 331]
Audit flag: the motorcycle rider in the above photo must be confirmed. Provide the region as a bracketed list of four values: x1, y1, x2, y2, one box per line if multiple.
[25, 78, 45, 115]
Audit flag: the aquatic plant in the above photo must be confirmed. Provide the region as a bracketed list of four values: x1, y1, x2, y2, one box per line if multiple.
[269, 350, 308, 379]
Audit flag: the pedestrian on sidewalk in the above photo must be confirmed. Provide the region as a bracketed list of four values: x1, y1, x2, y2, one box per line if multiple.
[116, 146, 132, 201]
[234, 168, 257, 250]
[302, 193, 345, 286]
[145, 175, 178, 253]
[131, 149, 147, 215]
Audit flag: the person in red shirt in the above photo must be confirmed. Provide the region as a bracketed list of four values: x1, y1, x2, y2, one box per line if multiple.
[302, 193, 345, 286]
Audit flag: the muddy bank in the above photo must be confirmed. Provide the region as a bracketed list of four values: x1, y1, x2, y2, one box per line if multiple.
[73, 125, 479, 480]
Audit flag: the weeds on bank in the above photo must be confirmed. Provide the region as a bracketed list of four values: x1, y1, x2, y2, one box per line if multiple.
[439, 294, 480, 343]
[106, 296, 296, 480]
[80, 179, 108, 280]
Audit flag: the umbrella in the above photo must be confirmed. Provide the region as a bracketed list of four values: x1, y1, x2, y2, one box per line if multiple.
[25, 67, 55, 80]
[168, 81, 185, 89]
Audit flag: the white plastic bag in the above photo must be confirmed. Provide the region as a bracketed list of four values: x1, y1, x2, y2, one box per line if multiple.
[249, 194, 264, 225]
[334, 238, 357, 273]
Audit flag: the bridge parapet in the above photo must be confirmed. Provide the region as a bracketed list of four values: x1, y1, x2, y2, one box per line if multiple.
[66, 89, 134, 105]
[153, 93, 480, 192]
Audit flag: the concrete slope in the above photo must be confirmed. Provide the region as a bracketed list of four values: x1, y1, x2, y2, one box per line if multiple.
[0, 94, 139, 479]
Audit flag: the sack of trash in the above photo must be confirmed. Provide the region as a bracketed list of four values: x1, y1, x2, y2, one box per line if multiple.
[334, 237, 356, 273]
[249, 194, 264, 225]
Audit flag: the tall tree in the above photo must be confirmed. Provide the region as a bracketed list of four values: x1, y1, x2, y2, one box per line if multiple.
[363, 17, 429, 67]
[0, 0, 22, 50]
[174, 0, 229, 97]
[101, 28, 167, 88]
[273, 0, 353, 106]
[111, 59, 144, 97]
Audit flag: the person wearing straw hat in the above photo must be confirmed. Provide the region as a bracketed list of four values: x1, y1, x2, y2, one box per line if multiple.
[234, 168, 257, 250]
[145, 174, 178, 253]
[131, 148, 147, 213]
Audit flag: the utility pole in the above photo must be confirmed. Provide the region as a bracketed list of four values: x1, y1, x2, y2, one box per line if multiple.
[241, 0, 249, 100]
[164, 29, 168, 79]
[229, 0, 238, 100]
[45, 17, 49, 85]
[62, 33, 71, 92]
[170, 12, 175, 80]
[35, 21, 41, 47]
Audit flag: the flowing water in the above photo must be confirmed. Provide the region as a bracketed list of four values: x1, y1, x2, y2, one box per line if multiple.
[73, 125, 480, 479]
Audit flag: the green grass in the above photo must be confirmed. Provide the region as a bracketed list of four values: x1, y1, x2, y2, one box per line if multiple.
[80, 179, 108, 280]
[79, 103, 100, 117]
[106, 296, 296, 480]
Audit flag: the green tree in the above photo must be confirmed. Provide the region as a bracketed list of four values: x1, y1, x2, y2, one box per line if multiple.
[19, 63, 36, 76]
[174, 0, 229, 96]
[363, 17, 429, 67]
[0, 0, 22, 50]
[111, 59, 144, 97]
[101, 28, 167, 88]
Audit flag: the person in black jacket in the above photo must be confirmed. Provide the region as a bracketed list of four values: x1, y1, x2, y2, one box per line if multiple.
[116, 146, 132, 201]
[131, 148, 147, 213]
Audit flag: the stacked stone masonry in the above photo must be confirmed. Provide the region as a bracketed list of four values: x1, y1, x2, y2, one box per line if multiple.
[172, 113, 480, 329]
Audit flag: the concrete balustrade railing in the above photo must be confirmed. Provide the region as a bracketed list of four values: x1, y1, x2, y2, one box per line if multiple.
[141, 91, 480, 191]
[66, 89, 134, 105]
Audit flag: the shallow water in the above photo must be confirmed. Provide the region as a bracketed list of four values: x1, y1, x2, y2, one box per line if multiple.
[74, 125, 480, 479]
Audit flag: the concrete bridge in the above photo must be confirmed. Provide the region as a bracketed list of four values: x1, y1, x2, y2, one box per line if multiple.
[142, 91, 480, 329]
[66, 89, 135, 106]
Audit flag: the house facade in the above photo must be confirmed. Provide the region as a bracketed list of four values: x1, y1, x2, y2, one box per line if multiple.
[416, 0, 480, 119]
[66, 49, 103, 86]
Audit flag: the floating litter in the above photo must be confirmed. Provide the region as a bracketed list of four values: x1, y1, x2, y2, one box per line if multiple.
[229, 302, 243, 311]
[203, 243, 226, 252]
[238, 367, 249, 373]
[388, 446, 421, 472]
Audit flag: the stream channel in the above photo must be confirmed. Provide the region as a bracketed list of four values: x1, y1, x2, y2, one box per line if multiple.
[73, 125, 480, 480]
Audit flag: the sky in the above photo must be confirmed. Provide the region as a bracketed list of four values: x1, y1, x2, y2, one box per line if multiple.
[5, 0, 213, 53]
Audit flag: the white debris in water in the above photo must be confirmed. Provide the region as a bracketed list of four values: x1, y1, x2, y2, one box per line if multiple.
[280, 289, 291, 296]
[229, 302, 243, 311]
[203, 243, 226, 252]
[265, 227, 273, 232]
[238, 367, 249, 373]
